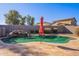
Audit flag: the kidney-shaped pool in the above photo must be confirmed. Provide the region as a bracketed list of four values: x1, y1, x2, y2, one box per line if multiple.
[1, 36, 70, 44]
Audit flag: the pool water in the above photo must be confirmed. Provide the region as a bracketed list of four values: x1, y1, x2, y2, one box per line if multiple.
[2, 36, 70, 44]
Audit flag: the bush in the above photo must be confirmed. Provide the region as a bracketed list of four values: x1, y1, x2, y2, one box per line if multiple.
[30, 30, 52, 34]
[44, 30, 51, 34]
[30, 30, 39, 34]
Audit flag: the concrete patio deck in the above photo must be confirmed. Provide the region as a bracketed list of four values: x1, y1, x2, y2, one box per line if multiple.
[0, 34, 79, 56]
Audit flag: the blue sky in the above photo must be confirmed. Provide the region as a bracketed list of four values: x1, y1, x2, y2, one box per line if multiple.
[0, 3, 79, 25]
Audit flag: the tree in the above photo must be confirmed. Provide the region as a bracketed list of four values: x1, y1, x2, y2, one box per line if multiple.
[31, 17, 34, 26]
[26, 15, 35, 37]
[5, 10, 21, 25]
[5, 10, 34, 25]
[19, 16, 26, 25]
[26, 15, 34, 26]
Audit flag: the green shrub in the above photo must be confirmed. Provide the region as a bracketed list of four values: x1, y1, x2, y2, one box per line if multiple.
[30, 30, 38, 34]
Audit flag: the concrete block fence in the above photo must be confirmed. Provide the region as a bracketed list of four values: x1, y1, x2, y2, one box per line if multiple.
[0, 25, 78, 37]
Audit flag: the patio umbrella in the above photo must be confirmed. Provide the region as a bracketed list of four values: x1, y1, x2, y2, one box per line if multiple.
[39, 16, 44, 36]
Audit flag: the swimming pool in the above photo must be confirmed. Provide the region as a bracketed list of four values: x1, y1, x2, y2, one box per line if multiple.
[1, 36, 70, 44]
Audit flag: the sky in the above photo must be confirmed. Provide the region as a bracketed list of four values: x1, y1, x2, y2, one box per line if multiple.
[0, 3, 79, 25]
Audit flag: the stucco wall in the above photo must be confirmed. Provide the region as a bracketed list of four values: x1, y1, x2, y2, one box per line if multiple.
[0, 25, 79, 37]
[0, 25, 39, 36]
[65, 26, 79, 34]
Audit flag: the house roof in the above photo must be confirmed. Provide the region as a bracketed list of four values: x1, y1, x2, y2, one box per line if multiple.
[52, 17, 77, 24]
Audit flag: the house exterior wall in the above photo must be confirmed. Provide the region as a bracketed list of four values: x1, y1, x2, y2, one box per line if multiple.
[52, 20, 72, 26]
[36, 22, 50, 26]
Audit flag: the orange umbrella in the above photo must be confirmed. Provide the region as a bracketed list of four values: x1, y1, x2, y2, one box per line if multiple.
[39, 16, 44, 36]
